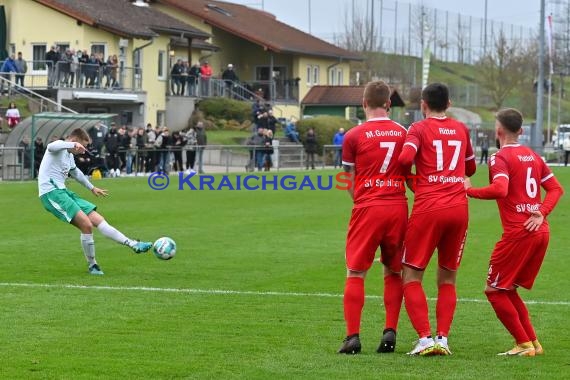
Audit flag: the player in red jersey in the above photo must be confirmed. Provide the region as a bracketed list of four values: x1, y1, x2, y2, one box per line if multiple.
[465, 108, 563, 356]
[397, 83, 476, 356]
[337, 81, 410, 354]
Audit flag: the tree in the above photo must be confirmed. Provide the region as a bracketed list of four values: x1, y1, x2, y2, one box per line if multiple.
[476, 30, 535, 110]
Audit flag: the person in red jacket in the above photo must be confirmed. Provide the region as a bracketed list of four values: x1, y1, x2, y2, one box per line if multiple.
[200, 61, 213, 97]
[465, 108, 563, 357]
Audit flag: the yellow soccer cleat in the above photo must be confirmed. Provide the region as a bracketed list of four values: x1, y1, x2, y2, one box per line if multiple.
[497, 342, 535, 357]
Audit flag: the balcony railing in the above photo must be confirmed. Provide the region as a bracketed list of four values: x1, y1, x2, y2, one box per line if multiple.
[0, 60, 142, 92]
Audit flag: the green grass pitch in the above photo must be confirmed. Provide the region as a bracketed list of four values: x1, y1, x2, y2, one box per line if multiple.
[0, 167, 569, 379]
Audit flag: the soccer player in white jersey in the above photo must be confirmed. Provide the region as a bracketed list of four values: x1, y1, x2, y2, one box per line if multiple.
[38, 128, 153, 275]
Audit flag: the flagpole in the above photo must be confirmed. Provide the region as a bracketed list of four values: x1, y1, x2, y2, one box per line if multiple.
[547, 14, 554, 145]
[548, 72, 552, 146]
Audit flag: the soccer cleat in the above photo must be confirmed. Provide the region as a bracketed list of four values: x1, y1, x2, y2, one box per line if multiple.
[88, 263, 104, 275]
[377, 328, 397, 353]
[338, 334, 362, 354]
[434, 336, 452, 355]
[497, 342, 535, 357]
[131, 241, 153, 254]
[532, 340, 544, 355]
[407, 336, 436, 356]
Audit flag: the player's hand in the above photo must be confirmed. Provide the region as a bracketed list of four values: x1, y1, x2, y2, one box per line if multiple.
[464, 177, 472, 190]
[524, 211, 544, 232]
[71, 142, 87, 154]
[91, 187, 108, 197]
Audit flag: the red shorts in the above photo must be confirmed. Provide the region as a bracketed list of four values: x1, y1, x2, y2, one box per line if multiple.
[345, 203, 408, 272]
[402, 204, 468, 271]
[487, 232, 549, 290]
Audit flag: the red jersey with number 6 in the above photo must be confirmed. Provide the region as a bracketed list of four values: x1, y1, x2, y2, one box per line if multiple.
[402, 117, 475, 212]
[488, 144, 553, 237]
[342, 117, 408, 208]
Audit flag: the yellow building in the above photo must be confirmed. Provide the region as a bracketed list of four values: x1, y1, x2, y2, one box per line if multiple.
[0, 0, 360, 127]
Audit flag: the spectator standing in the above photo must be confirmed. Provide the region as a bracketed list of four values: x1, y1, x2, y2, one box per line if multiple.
[563, 135, 570, 166]
[0, 54, 18, 94]
[333, 128, 346, 168]
[196, 121, 207, 174]
[248, 127, 266, 171]
[45, 45, 60, 88]
[135, 127, 147, 174]
[304, 127, 318, 170]
[480, 138, 489, 164]
[171, 131, 186, 172]
[155, 127, 171, 172]
[200, 61, 213, 97]
[104, 124, 120, 177]
[185, 126, 197, 173]
[170, 59, 183, 95]
[188, 62, 201, 96]
[221, 63, 238, 98]
[14, 51, 27, 88]
[263, 129, 274, 171]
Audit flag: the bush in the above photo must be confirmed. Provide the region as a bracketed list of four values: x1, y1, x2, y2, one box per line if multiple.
[197, 98, 251, 124]
[296, 116, 354, 155]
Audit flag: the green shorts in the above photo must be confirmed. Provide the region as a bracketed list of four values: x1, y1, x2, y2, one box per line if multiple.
[40, 189, 97, 223]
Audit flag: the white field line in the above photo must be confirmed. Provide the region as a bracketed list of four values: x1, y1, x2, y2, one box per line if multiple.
[0, 282, 569, 306]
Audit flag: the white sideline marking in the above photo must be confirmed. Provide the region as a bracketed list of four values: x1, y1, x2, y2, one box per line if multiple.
[0, 282, 569, 306]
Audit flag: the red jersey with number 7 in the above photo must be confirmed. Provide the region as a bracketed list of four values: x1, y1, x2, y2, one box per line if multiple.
[342, 117, 408, 208]
[488, 144, 554, 237]
[401, 116, 475, 212]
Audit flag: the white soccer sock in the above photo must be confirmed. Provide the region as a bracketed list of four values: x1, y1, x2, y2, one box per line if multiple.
[80, 233, 97, 266]
[97, 220, 135, 247]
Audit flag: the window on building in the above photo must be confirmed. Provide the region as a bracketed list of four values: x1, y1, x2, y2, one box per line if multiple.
[156, 110, 166, 126]
[158, 50, 166, 79]
[337, 69, 343, 85]
[56, 43, 70, 54]
[312, 66, 319, 85]
[32, 44, 47, 71]
[306, 66, 312, 85]
[90, 44, 106, 59]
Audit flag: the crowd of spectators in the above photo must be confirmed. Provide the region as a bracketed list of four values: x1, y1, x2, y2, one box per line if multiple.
[18, 121, 208, 178]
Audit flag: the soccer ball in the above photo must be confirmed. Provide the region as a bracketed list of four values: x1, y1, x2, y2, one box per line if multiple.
[153, 237, 176, 260]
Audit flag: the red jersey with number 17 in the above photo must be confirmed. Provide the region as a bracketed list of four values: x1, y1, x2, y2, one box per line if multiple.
[488, 144, 554, 237]
[342, 117, 408, 208]
[403, 117, 475, 212]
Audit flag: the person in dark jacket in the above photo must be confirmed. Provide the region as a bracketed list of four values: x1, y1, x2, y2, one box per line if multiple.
[304, 128, 318, 169]
[104, 125, 120, 177]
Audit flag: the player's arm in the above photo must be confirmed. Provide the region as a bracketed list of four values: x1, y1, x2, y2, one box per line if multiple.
[47, 140, 86, 153]
[465, 175, 508, 199]
[397, 125, 419, 169]
[524, 176, 563, 232]
[464, 126, 477, 177]
[341, 131, 356, 200]
[538, 174, 564, 217]
[47, 140, 75, 152]
[69, 167, 108, 197]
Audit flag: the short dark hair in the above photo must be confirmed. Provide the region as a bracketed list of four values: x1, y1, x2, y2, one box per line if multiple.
[496, 108, 523, 133]
[421, 83, 449, 112]
[363, 80, 391, 109]
[68, 128, 90, 142]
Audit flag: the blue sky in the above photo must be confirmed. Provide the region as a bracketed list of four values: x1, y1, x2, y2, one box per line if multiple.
[226, 0, 542, 41]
